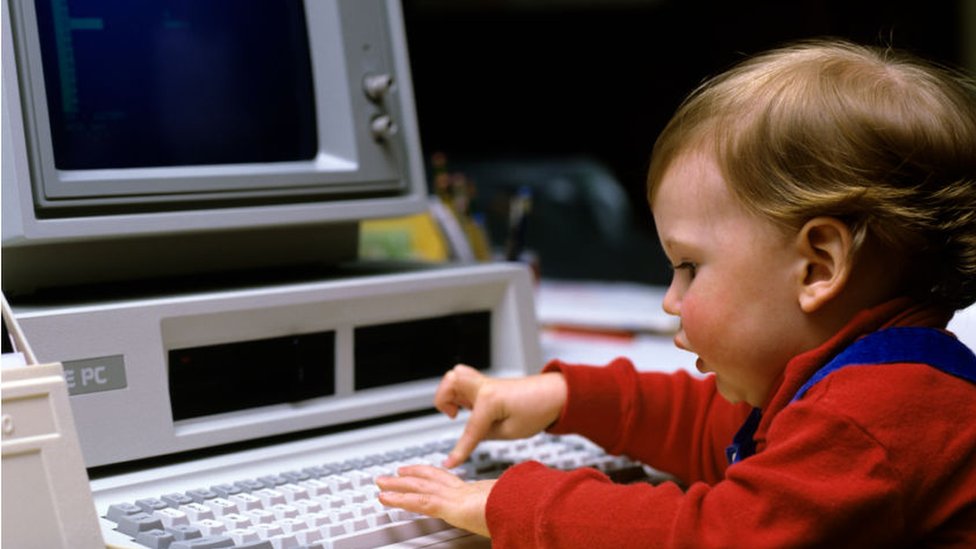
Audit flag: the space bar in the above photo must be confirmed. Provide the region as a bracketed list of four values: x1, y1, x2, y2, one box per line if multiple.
[326, 517, 455, 548]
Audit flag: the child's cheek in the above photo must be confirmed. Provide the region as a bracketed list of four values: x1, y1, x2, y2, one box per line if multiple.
[679, 290, 729, 358]
[678, 293, 707, 347]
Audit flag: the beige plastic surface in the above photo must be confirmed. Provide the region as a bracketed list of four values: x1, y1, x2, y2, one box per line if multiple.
[3, 293, 104, 548]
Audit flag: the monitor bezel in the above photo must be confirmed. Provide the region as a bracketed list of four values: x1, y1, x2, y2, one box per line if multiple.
[7, 0, 419, 213]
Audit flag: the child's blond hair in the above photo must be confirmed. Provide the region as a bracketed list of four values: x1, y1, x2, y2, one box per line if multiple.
[647, 39, 976, 310]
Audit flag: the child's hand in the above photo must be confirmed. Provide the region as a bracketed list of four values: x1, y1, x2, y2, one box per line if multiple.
[435, 364, 568, 467]
[376, 465, 495, 538]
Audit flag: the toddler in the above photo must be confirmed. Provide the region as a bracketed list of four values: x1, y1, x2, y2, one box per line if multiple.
[377, 39, 976, 547]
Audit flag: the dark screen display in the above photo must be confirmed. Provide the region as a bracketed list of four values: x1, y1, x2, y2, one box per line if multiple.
[354, 311, 491, 390]
[34, 0, 317, 170]
[169, 331, 335, 421]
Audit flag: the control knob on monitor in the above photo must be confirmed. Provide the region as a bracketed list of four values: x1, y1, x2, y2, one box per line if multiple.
[370, 115, 398, 141]
[363, 73, 395, 101]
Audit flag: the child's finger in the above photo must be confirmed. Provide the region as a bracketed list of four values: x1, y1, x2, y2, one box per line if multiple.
[433, 364, 481, 418]
[395, 464, 464, 486]
[444, 402, 495, 468]
[433, 369, 462, 418]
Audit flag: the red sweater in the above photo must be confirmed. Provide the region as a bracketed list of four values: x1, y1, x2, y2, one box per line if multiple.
[486, 299, 976, 547]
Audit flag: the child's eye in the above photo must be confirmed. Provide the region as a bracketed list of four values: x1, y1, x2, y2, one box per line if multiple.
[674, 262, 698, 279]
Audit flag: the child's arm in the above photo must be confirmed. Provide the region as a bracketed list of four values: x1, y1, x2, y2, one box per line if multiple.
[433, 364, 568, 468]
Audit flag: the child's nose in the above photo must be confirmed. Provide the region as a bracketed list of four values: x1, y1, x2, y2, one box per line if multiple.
[662, 282, 681, 317]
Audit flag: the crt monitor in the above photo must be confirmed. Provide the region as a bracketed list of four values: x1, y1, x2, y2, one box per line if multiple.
[2, 0, 427, 295]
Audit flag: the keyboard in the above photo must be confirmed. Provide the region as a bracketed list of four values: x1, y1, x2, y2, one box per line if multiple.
[96, 423, 651, 549]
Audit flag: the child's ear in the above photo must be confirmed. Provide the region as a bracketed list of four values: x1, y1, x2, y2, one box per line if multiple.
[795, 217, 854, 313]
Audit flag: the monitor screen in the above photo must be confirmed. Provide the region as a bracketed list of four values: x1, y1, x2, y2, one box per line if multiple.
[35, 0, 318, 170]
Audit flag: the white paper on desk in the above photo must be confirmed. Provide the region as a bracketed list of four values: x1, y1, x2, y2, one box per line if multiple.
[535, 279, 679, 334]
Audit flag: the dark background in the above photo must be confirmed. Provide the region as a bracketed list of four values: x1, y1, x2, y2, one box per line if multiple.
[401, 0, 973, 283]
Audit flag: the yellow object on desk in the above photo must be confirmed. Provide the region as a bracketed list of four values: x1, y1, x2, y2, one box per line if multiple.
[359, 212, 450, 262]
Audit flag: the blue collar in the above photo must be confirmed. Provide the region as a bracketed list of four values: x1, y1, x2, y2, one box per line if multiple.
[726, 327, 976, 466]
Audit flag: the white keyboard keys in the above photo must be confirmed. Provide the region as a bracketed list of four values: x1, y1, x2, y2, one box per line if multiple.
[154, 507, 190, 528]
[296, 527, 324, 545]
[180, 502, 216, 522]
[322, 474, 353, 492]
[205, 497, 240, 517]
[277, 517, 308, 534]
[253, 488, 287, 507]
[253, 523, 285, 539]
[277, 483, 309, 502]
[196, 518, 228, 536]
[229, 492, 263, 511]
[300, 511, 333, 529]
[244, 508, 276, 524]
[219, 512, 253, 529]
[268, 532, 299, 549]
[297, 478, 332, 497]
[323, 516, 452, 549]
[228, 527, 261, 545]
[293, 499, 323, 515]
[269, 503, 299, 520]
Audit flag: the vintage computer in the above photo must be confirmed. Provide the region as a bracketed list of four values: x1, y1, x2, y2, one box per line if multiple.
[0, 1, 582, 547]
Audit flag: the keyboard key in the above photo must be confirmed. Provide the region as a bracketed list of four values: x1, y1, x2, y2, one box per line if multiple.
[196, 518, 228, 536]
[292, 499, 323, 515]
[313, 495, 345, 510]
[211, 484, 242, 498]
[279, 470, 311, 483]
[253, 523, 285, 540]
[342, 517, 370, 533]
[106, 502, 143, 522]
[257, 474, 287, 487]
[298, 479, 333, 497]
[154, 507, 190, 528]
[244, 508, 276, 525]
[253, 488, 287, 507]
[235, 479, 265, 492]
[205, 498, 240, 517]
[179, 502, 215, 522]
[135, 528, 176, 549]
[339, 491, 366, 505]
[219, 512, 253, 529]
[170, 536, 235, 549]
[116, 512, 165, 537]
[267, 533, 299, 549]
[235, 542, 274, 549]
[161, 492, 195, 507]
[166, 524, 203, 541]
[228, 527, 261, 545]
[186, 488, 219, 502]
[296, 527, 324, 545]
[367, 512, 393, 528]
[137, 498, 170, 513]
[345, 470, 373, 488]
[277, 483, 309, 502]
[301, 465, 332, 478]
[321, 474, 353, 492]
[299, 512, 333, 529]
[277, 517, 308, 534]
[323, 517, 452, 549]
[269, 503, 299, 520]
[229, 492, 264, 511]
[354, 501, 384, 516]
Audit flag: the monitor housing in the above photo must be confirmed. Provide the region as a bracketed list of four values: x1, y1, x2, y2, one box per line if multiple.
[2, 0, 427, 295]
